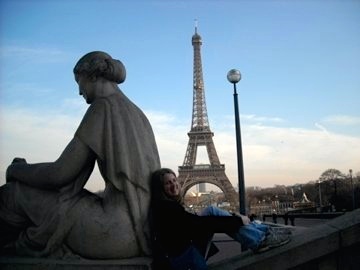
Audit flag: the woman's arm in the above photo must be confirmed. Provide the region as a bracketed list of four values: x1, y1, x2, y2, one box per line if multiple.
[155, 201, 244, 237]
[185, 212, 244, 235]
[6, 136, 96, 189]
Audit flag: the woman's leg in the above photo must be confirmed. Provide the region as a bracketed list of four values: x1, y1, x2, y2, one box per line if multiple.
[233, 225, 266, 250]
[199, 205, 231, 217]
[200, 206, 267, 250]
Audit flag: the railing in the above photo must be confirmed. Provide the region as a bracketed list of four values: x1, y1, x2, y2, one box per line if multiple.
[179, 165, 225, 170]
[262, 212, 345, 226]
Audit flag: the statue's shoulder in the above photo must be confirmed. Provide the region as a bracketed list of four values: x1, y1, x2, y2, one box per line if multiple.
[85, 97, 112, 114]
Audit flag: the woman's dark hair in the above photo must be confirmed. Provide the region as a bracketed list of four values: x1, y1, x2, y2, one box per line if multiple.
[151, 168, 182, 203]
[73, 51, 126, 84]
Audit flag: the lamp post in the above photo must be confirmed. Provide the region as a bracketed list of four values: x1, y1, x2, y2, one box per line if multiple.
[318, 179, 322, 209]
[227, 69, 246, 215]
[350, 169, 355, 210]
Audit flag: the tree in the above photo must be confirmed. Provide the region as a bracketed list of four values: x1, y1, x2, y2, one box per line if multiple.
[319, 169, 352, 210]
[319, 169, 346, 181]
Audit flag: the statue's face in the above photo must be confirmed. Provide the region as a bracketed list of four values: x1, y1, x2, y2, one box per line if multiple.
[163, 173, 181, 198]
[77, 75, 97, 104]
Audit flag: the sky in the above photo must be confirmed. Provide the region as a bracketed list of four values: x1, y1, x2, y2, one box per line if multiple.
[0, 0, 359, 192]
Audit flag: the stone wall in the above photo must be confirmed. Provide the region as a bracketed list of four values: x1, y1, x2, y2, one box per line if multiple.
[209, 209, 360, 270]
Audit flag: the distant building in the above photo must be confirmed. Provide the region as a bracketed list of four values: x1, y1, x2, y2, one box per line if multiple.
[198, 183, 206, 193]
[293, 193, 315, 209]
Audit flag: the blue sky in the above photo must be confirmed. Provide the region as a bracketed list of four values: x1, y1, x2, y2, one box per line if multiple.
[1, 0, 359, 191]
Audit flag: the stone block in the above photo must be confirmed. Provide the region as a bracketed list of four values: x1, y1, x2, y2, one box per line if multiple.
[0, 257, 152, 270]
[208, 209, 360, 270]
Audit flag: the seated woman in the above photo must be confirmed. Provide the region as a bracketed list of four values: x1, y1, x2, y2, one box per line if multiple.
[0, 51, 160, 258]
[150, 168, 290, 270]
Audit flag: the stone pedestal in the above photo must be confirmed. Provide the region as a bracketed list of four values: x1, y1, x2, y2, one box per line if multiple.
[0, 257, 152, 270]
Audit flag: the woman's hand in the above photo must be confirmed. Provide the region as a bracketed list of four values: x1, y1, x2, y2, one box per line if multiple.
[240, 215, 251, 225]
[232, 212, 251, 225]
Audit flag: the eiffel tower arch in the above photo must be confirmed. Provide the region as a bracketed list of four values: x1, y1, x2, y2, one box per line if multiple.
[178, 26, 238, 207]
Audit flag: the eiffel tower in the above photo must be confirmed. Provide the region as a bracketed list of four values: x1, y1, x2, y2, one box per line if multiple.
[178, 26, 238, 207]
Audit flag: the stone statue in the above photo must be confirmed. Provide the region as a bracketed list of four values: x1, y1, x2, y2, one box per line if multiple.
[0, 51, 161, 259]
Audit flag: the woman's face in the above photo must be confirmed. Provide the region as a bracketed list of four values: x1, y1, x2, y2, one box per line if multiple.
[77, 75, 97, 104]
[163, 173, 181, 198]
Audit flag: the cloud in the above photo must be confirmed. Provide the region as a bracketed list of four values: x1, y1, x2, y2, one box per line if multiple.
[149, 111, 360, 188]
[314, 122, 329, 134]
[322, 115, 360, 126]
[0, 45, 73, 63]
[145, 110, 188, 168]
[1, 108, 359, 191]
[242, 114, 285, 123]
[0, 104, 88, 185]
[0, 109, 78, 162]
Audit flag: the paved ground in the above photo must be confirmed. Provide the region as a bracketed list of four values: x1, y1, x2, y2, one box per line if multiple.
[207, 218, 327, 264]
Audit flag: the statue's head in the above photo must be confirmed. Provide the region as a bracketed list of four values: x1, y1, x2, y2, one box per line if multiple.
[73, 51, 126, 84]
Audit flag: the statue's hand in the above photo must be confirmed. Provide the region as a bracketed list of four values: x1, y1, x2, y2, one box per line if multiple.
[6, 157, 27, 183]
[12, 157, 27, 164]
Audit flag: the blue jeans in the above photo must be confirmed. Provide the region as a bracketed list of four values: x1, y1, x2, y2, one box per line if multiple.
[200, 206, 267, 250]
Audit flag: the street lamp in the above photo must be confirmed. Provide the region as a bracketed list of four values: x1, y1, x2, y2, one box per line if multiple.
[350, 169, 355, 210]
[227, 69, 246, 215]
[318, 179, 322, 210]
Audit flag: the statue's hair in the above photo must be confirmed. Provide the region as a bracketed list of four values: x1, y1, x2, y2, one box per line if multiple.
[151, 168, 183, 204]
[73, 51, 126, 84]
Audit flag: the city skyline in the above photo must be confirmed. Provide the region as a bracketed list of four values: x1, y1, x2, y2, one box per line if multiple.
[0, 0, 359, 192]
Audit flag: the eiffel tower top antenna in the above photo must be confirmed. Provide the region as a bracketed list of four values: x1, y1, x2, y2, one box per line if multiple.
[191, 22, 210, 132]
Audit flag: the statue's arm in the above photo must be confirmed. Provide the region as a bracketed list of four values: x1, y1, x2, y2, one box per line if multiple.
[6, 136, 96, 189]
